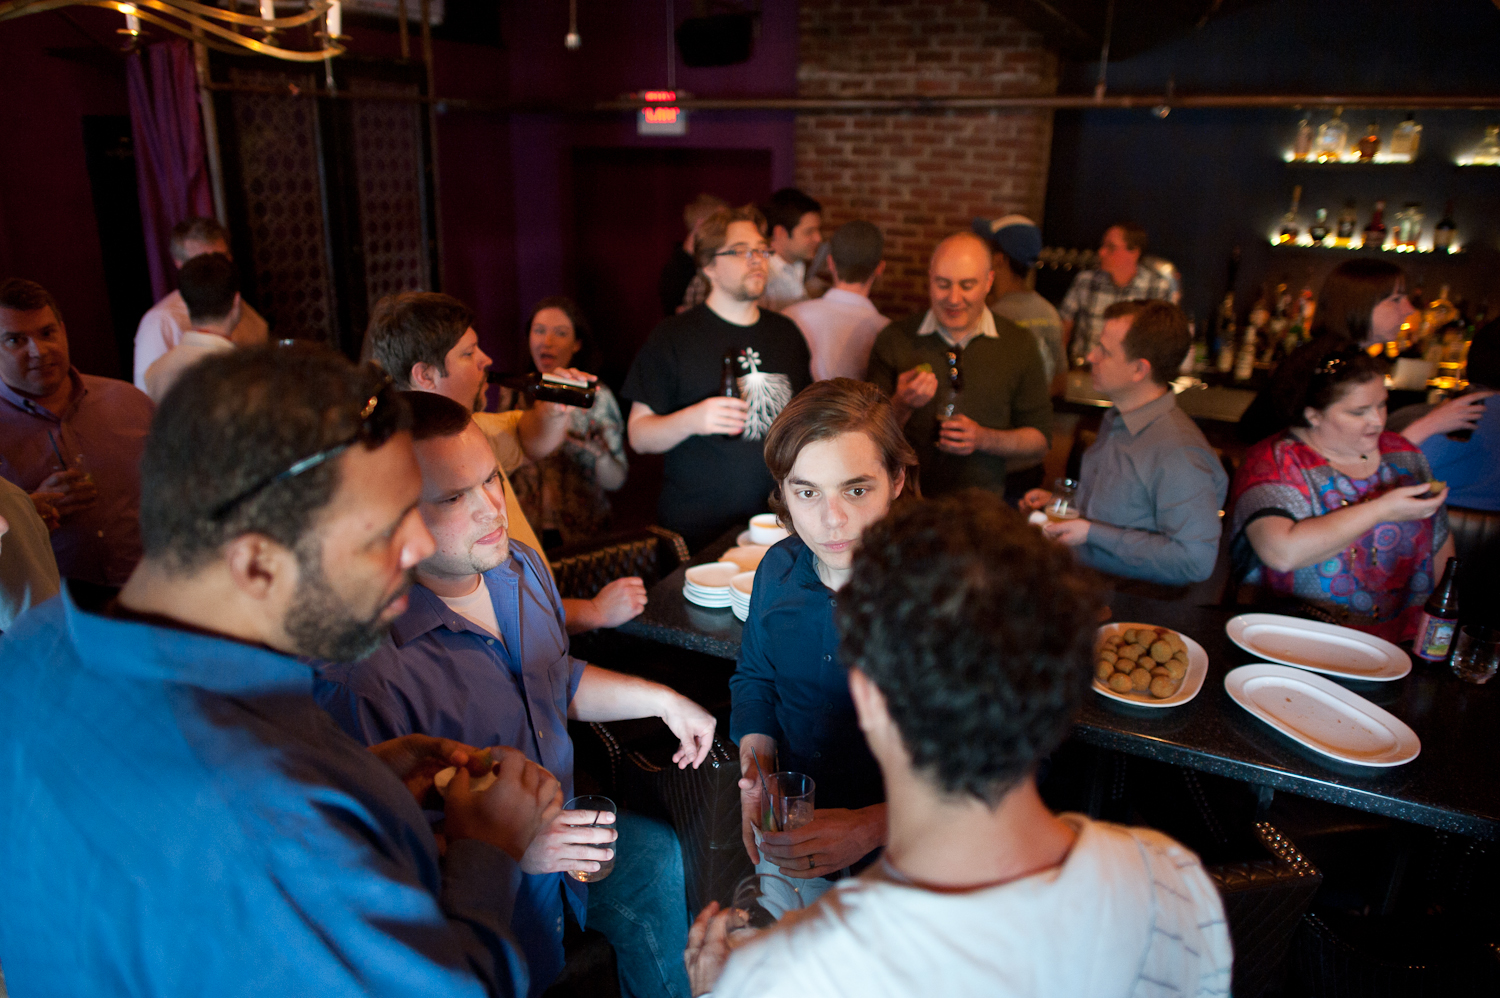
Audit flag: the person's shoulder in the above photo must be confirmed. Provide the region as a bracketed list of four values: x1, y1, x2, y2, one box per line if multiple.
[79, 373, 154, 413]
[753, 308, 805, 338]
[876, 312, 924, 341]
[473, 409, 524, 436]
[1378, 429, 1420, 455]
[757, 533, 804, 579]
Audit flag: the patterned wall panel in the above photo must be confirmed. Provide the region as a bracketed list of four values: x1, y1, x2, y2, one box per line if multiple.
[228, 67, 337, 344]
[349, 78, 431, 309]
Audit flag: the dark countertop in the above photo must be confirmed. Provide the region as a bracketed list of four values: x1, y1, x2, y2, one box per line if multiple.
[621, 530, 1500, 840]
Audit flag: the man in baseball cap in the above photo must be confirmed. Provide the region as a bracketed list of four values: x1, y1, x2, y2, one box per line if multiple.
[972, 215, 1064, 389]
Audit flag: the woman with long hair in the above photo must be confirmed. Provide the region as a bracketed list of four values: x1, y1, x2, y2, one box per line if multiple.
[496, 296, 628, 548]
[730, 378, 919, 913]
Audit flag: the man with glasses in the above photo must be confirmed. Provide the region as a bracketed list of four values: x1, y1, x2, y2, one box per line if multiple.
[867, 232, 1052, 503]
[0, 345, 557, 996]
[624, 205, 812, 549]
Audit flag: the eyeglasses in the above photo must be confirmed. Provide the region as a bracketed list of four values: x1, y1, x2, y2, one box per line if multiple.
[944, 348, 964, 392]
[713, 246, 775, 264]
[211, 370, 399, 520]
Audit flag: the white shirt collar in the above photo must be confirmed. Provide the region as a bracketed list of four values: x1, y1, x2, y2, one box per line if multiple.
[916, 307, 997, 348]
[768, 254, 806, 282]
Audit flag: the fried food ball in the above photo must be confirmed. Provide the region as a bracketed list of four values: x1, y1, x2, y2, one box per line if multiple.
[1163, 660, 1187, 680]
[1119, 643, 1144, 662]
[1150, 676, 1177, 698]
[1150, 665, 1170, 678]
[1115, 658, 1134, 674]
[1149, 640, 1173, 663]
[1108, 672, 1133, 693]
[1100, 649, 1118, 665]
[1096, 661, 1115, 682]
[1130, 667, 1152, 692]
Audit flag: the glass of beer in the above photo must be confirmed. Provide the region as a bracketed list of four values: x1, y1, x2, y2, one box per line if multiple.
[1046, 478, 1081, 523]
[563, 795, 617, 882]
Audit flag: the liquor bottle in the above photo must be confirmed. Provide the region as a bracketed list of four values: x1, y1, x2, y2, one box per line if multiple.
[1362, 199, 1388, 250]
[1393, 203, 1424, 249]
[486, 370, 597, 409]
[1315, 106, 1349, 162]
[1308, 208, 1331, 245]
[1293, 117, 1314, 161]
[1277, 186, 1302, 244]
[1213, 292, 1237, 373]
[1412, 556, 1461, 663]
[1420, 285, 1459, 341]
[719, 350, 740, 398]
[1356, 121, 1381, 161]
[1334, 199, 1358, 247]
[1388, 112, 1422, 161]
[1471, 124, 1500, 166]
[1433, 201, 1457, 252]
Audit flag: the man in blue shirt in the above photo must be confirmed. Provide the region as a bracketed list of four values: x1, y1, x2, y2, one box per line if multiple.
[317, 391, 717, 998]
[0, 346, 558, 996]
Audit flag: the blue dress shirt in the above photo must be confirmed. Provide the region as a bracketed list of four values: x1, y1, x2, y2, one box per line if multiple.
[728, 535, 883, 813]
[316, 542, 587, 996]
[0, 584, 526, 997]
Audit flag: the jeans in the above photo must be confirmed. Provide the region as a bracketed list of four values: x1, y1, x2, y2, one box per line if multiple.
[586, 811, 691, 998]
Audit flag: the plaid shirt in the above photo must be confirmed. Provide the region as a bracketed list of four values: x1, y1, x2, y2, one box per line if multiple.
[1059, 265, 1178, 359]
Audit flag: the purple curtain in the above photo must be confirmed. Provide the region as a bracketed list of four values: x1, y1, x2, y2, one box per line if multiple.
[126, 38, 214, 303]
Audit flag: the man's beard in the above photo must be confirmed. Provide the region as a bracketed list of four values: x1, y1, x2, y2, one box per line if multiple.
[283, 541, 409, 661]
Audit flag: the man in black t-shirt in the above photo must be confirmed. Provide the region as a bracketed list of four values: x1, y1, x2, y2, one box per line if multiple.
[624, 205, 812, 550]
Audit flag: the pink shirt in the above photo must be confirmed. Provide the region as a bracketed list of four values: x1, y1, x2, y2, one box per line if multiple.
[782, 288, 889, 381]
[0, 370, 153, 585]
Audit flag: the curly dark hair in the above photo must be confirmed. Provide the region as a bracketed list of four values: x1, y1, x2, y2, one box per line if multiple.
[139, 344, 410, 572]
[837, 490, 1105, 806]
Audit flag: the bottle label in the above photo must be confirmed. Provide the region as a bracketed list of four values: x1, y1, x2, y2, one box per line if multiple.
[1413, 612, 1457, 661]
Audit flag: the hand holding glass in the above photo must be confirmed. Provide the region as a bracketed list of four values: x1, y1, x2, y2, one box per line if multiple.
[563, 795, 617, 882]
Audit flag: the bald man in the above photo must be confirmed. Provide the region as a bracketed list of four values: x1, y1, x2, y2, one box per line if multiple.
[867, 232, 1052, 500]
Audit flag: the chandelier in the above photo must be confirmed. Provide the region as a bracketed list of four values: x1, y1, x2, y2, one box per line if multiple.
[0, 0, 347, 61]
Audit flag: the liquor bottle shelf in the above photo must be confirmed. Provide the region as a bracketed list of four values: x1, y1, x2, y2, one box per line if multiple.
[1266, 241, 1466, 256]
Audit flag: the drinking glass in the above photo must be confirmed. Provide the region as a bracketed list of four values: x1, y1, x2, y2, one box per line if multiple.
[1046, 478, 1080, 523]
[764, 772, 815, 833]
[562, 795, 617, 882]
[727, 872, 803, 941]
[1450, 625, 1499, 685]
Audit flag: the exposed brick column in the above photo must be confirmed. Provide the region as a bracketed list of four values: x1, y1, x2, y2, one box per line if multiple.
[796, 0, 1058, 318]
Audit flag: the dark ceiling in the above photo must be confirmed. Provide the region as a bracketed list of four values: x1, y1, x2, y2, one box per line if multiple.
[988, 0, 1273, 62]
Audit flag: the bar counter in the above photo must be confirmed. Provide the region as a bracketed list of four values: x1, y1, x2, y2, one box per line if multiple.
[619, 532, 1500, 841]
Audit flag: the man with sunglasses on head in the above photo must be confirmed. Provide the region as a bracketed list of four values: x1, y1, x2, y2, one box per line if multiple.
[624, 205, 812, 550]
[0, 345, 556, 997]
[867, 232, 1052, 504]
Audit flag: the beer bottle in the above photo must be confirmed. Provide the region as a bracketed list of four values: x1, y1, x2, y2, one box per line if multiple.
[720, 350, 740, 398]
[486, 371, 596, 409]
[1412, 556, 1460, 663]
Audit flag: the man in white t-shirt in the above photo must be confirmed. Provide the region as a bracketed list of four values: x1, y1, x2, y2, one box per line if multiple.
[143, 253, 240, 404]
[687, 492, 1232, 998]
[134, 217, 268, 390]
[782, 221, 887, 381]
[365, 290, 646, 634]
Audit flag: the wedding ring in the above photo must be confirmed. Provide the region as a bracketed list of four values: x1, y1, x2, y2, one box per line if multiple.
[808, 855, 815, 871]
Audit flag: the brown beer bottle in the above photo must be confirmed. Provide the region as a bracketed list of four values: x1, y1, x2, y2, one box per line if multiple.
[486, 371, 596, 409]
[1412, 556, 1460, 663]
[720, 350, 740, 398]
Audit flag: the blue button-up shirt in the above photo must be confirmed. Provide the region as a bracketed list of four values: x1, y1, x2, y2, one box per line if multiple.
[728, 535, 883, 813]
[0, 584, 526, 997]
[316, 542, 587, 996]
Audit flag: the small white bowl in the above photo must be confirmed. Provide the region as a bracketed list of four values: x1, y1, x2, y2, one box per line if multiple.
[749, 513, 789, 546]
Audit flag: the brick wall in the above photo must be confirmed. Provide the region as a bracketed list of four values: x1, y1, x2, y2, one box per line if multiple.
[795, 0, 1059, 318]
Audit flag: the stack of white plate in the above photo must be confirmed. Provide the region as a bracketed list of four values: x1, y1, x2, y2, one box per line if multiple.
[730, 571, 755, 621]
[721, 545, 769, 573]
[684, 561, 741, 609]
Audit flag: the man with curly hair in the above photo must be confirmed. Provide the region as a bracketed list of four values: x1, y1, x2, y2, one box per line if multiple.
[687, 491, 1232, 996]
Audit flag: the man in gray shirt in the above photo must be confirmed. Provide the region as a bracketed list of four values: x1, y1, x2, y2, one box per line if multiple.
[1025, 300, 1227, 586]
[973, 215, 1065, 390]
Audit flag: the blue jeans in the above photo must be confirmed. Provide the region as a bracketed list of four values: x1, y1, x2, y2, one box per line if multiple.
[586, 811, 691, 998]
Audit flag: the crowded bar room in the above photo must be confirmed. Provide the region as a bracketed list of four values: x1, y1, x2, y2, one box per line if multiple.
[1, 0, 1498, 995]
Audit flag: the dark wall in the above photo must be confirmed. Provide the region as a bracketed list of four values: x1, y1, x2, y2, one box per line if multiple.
[0, 9, 134, 378]
[1043, 0, 1500, 326]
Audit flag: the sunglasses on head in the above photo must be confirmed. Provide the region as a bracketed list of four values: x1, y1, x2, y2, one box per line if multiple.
[944, 348, 964, 392]
[211, 369, 399, 521]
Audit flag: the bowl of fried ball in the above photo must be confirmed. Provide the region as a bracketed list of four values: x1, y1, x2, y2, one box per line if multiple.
[1092, 623, 1209, 708]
